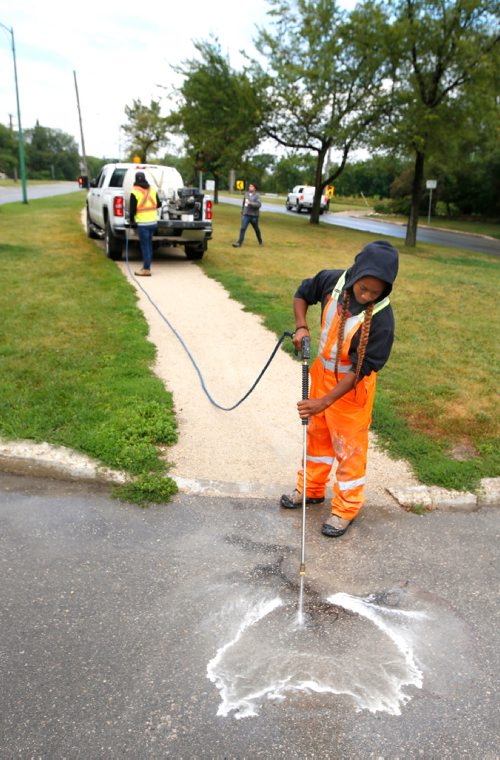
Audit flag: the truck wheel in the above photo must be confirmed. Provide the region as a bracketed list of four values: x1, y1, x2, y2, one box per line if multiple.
[286, 200, 292, 210]
[185, 243, 205, 261]
[105, 221, 122, 260]
[86, 207, 99, 239]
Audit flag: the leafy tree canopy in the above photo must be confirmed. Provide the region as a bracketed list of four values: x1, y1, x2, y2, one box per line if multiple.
[252, 0, 393, 221]
[168, 37, 268, 200]
[24, 121, 80, 180]
[379, 0, 499, 243]
[121, 99, 170, 163]
[0, 123, 19, 176]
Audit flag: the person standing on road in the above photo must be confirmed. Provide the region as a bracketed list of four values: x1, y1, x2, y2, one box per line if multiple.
[130, 171, 161, 276]
[232, 182, 263, 248]
[280, 240, 399, 538]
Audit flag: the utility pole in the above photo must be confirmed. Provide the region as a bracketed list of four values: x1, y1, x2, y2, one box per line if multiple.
[73, 70, 90, 182]
[0, 22, 27, 203]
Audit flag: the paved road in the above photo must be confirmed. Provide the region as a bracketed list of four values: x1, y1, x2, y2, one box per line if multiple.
[1, 472, 498, 758]
[0, 182, 82, 205]
[222, 196, 500, 256]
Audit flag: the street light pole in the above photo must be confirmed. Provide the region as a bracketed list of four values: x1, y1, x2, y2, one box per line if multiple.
[73, 70, 90, 183]
[0, 22, 28, 203]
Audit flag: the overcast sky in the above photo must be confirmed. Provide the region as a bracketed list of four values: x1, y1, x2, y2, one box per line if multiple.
[0, 0, 357, 162]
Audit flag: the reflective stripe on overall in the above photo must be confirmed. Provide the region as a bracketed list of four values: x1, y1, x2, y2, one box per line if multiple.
[132, 186, 158, 224]
[297, 271, 390, 520]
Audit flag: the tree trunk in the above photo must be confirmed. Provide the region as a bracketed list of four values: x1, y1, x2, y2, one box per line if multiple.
[405, 150, 425, 246]
[309, 146, 329, 225]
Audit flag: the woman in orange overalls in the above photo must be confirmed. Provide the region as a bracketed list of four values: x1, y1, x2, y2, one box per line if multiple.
[280, 241, 399, 537]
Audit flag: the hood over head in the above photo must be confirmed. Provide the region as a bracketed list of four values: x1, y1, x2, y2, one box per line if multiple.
[344, 240, 399, 299]
[134, 171, 149, 188]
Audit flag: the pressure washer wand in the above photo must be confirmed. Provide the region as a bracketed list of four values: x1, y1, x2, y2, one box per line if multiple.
[298, 335, 310, 623]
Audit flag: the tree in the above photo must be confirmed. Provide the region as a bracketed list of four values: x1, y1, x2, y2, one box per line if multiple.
[24, 122, 80, 179]
[241, 152, 277, 192]
[271, 152, 318, 193]
[382, 0, 499, 245]
[334, 154, 408, 198]
[253, 0, 392, 223]
[121, 99, 169, 162]
[0, 123, 18, 177]
[168, 38, 268, 202]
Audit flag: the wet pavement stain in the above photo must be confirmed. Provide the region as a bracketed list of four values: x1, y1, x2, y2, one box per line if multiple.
[205, 580, 477, 720]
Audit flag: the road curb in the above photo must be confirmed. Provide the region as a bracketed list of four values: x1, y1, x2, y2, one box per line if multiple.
[387, 480, 500, 511]
[0, 438, 498, 510]
[0, 439, 127, 485]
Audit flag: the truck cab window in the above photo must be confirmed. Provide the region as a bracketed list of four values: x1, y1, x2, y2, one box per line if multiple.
[109, 169, 127, 188]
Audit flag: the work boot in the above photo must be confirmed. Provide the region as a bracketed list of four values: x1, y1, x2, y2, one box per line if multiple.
[321, 513, 353, 537]
[135, 268, 151, 276]
[280, 489, 324, 509]
[232, 242, 241, 248]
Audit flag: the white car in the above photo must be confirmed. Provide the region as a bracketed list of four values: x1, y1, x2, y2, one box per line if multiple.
[286, 185, 329, 214]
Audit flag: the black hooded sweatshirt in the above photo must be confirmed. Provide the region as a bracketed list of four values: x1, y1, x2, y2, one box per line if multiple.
[295, 241, 399, 379]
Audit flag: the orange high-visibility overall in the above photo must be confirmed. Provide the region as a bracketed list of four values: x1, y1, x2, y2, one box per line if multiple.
[297, 272, 389, 521]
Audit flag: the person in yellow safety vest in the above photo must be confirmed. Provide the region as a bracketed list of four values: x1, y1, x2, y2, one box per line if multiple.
[129, 171, 161, 276]
[280, 240, 399, 538]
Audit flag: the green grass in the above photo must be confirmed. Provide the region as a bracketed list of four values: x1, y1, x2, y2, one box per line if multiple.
[0, 192, 498, 499]
[201, 202, 499, 492]
[0, 194, 178, 504]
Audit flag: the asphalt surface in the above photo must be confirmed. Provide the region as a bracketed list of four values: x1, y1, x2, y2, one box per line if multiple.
[0, 182, 82, 204]
[221, 196, 500, 257]
[1, 472, 498, 759]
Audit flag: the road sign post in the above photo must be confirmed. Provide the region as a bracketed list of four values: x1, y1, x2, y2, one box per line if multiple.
[426, 179, 437, 224]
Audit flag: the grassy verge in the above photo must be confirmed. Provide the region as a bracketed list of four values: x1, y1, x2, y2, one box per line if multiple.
[201, 202, 499, 492]
[0, 194, 178, 505]
[1, 193, 498, 500]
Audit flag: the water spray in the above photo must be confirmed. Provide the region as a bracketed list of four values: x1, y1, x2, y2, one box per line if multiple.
[298, 335, 310, 624]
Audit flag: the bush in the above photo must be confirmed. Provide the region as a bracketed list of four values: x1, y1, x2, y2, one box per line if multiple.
[373, 198, 411, 214]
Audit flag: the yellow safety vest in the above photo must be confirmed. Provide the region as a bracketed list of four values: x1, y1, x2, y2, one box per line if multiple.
[132, 185, 158, 224]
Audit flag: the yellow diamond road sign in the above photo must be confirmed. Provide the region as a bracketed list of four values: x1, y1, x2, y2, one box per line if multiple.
[326, 185, 335, 198]
[235, 179, 245, 190]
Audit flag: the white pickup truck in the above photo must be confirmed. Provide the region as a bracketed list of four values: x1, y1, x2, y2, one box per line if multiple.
[285, 185, 329, 214]
[86, 162, 213, 260]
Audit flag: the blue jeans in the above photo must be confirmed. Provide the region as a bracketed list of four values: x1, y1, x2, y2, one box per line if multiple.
[238, 214, 262, 245]
[137, 223, 157, 269]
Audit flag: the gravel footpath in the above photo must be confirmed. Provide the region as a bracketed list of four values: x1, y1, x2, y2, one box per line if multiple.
[116, 247, 419, 504]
